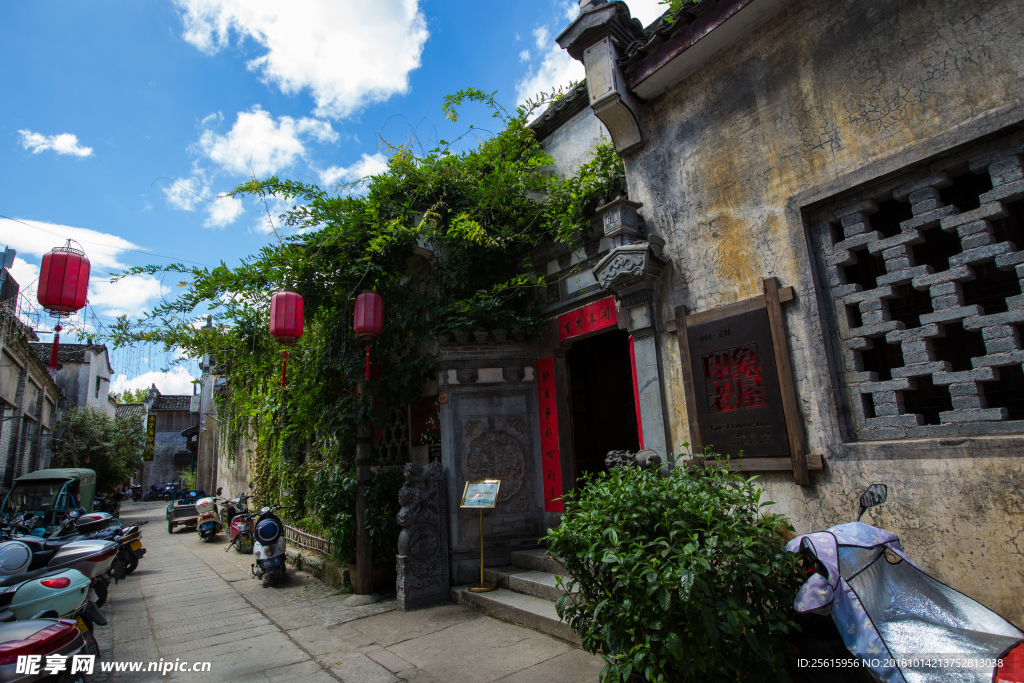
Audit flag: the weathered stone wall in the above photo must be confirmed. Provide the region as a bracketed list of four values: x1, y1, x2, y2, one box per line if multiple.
[615, 0, 1024, 622]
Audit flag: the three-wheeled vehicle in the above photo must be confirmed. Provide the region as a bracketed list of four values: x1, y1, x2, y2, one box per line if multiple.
[0, 468, 96, 534]
[166, 490, 206, 534]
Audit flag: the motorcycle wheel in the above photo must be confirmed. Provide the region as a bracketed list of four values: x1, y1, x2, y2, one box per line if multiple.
[94, 580, 108, 608]
[262, 571, 276, 588]
[143, 493, 152, 502]
[123, 553, 139, 574]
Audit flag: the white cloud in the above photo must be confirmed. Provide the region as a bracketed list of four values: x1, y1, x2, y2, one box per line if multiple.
[87, 274, 171, 318]
[205, 195, 245, 228]
[623, 0, 671, 27]
[174, 0, 429, 119]
[163, 167, 211, 212]
[519, 49, 530, 62]
[18, 130, 93, 157]
[317, 153, 389, 189]
[195, 106, 337, 177]
[111, 366, 198, 397]
[516, 37, 584, 111]
[533, 26, 550, 51]
[0, 218, 144, 271]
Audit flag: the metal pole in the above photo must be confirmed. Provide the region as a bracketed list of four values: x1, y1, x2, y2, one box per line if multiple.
[479, 508, 484, 587]
[354, 380, 372, 595]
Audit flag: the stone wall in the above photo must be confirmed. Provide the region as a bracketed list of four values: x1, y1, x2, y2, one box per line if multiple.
[609, 0, 1024, 622]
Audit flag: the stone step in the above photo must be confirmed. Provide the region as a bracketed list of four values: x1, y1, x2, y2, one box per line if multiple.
[450, 586, 579, 645]
[482, 566, 576, 602]
[510, 548, 566, 574]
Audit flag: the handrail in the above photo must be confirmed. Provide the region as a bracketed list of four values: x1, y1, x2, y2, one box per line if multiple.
[284, 523, 334, 557]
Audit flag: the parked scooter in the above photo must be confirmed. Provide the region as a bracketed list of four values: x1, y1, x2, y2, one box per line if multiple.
[223, 491, 255, 554]
[251, 504, 287, 587]
[195, 497, 222, 542]
[93, 491, 123, 518]
[129, 485, 143, 502]
[785, 484, 1024, 683]
[0, 615, 89, 683]
[143, 485, 165, 502]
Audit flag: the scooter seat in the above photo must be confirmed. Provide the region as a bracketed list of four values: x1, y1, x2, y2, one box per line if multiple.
[0, 566, 59, 588]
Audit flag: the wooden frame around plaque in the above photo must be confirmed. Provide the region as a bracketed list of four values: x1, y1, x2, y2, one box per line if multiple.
[674, 278, 812, 485]
[460, 480, 501, 509]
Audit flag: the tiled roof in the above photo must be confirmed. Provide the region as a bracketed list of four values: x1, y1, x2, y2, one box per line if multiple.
[116, 404, 147, 420]
[152, 395, 192, 411]
[619, 0, 717, 71]
[28, 342, 114, 373]
[528, 82, 591, 141]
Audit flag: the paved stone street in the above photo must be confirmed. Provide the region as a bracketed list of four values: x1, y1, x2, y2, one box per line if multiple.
[99, 502, 604, 682]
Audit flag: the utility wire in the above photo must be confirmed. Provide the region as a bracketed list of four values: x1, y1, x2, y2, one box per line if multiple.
[0, 215, 212, 267]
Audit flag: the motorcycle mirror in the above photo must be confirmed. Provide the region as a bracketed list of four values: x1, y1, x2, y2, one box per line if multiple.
[856, 483, 888, 521]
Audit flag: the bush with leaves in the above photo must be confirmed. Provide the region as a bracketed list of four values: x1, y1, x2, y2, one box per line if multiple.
[52, 408, 149, 492]
[545, 460, 803, 683]
[306, 461, 402, 564]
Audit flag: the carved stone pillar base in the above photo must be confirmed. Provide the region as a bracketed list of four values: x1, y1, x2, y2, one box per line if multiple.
[396, 461, 450, 611]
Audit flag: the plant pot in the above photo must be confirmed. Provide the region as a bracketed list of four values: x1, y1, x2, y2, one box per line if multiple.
[492, 328, 508, 343]
[472, 330, 489, 343]
[454, 331, 470, 344]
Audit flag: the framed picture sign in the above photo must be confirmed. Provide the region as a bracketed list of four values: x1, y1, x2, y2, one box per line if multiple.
[674, 278, 813, 485]
[460, 480, 501, 509]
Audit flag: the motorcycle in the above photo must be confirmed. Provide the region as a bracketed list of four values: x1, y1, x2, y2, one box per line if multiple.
[129, 485, 142, 502]
[162, 483, 179, 501]
[195, 497, 222, 542]
[92, 492, 122, 519]
[0, 615, 89, 683]
[226, 510, 255, 554]
[143, 485, 165, 502]
[251, 504, 287, 588]
[785, 484, 1024, 683]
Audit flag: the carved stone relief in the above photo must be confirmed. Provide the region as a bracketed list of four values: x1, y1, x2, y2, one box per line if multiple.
[396, 460, 450, 610]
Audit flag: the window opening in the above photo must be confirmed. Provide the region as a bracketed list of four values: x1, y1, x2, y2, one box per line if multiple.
[901, 374, 951, 426]
[842, 249, 886, 291]
[868, 198, 913, 238]
[982, 364, 1024, 421]
[939, 172, 993, 213]
[932, 322, 986, 373]
[887, 284, 933, 329]
[912, 225, 963, 273]
[961, 261, 1021, 314]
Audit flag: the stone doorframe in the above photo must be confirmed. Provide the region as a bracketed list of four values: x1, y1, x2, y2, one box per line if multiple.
[546, 198, 671, 495]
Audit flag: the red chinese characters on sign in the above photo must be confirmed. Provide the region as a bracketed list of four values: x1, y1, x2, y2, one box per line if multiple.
[535, 357, 563, 512]
[702, 344, 768, 413]
[558, 296, 617, 341]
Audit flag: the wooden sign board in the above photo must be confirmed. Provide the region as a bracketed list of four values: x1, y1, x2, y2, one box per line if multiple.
[684, 307, 790, 457]
[674, 279, 812, 485]
[146, 415, 156, 461]
[460, 480, 501, 509]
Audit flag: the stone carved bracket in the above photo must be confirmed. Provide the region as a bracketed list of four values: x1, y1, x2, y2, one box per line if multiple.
[396, 460, 450, 611]
[593, 243, 667, 292]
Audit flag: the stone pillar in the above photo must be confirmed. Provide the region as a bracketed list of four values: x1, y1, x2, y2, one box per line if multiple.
[622, 288, 668, 456]
[396, 460, 450, 611]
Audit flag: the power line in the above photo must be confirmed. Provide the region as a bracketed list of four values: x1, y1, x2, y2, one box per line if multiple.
[0, 215, 212, 267]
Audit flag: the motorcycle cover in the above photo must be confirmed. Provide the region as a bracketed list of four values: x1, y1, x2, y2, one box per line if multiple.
[786, 522, 1023, 683]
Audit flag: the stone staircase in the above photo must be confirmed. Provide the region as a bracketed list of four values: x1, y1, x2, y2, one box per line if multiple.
[451, 549, 579, 644]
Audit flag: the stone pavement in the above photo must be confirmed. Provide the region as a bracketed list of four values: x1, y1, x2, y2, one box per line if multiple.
[100, 502, 605, 682]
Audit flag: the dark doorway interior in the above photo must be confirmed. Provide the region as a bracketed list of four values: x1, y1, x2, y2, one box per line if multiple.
[567, 329, 640, 481]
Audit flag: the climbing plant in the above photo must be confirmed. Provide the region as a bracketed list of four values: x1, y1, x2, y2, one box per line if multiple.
[103, 88, 624, 557]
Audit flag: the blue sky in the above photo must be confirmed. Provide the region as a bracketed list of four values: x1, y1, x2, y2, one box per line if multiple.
[0, 0, 664, 395]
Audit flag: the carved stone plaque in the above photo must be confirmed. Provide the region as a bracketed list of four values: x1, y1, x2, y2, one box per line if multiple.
[685, 307, 790, 457]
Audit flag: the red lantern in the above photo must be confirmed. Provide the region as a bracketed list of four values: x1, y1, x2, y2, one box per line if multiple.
[269, 289, 304, 387]
[37, 242, 90, 371]
[353, 291, 384, 380]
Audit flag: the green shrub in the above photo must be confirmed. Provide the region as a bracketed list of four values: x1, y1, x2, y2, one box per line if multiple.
[545, 459, 802, 683]
[306, 462, 402, 565]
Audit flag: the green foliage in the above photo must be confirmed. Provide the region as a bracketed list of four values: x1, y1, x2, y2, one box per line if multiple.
[109, 387, 149, 404]
[53, 408, 148, 492]
[545, 460, 803, 683]
[306, 462, 403, 564]
[101, 89, 623, 562]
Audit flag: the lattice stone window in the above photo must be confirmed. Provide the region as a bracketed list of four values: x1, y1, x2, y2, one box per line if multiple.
[816, 144, 1024, 440]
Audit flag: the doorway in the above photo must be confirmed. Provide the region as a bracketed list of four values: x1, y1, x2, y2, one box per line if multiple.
[567, 329, 640, 480]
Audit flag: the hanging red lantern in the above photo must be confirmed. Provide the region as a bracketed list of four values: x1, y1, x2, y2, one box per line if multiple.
[353, 291, 384, 380]
[269, 289, 304, 387]
[36, 241, 90, 372]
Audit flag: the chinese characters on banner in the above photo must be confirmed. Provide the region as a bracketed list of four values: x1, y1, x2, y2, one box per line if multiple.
[535, 357, 563, 512]
[558, 296, 617, 341]
[146, 415, 156, 461]
[702, 344, 767, 413]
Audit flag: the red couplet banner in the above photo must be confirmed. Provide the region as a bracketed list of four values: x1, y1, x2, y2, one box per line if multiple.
[535, 357, 564, 512]
[558, 296, 617, 341]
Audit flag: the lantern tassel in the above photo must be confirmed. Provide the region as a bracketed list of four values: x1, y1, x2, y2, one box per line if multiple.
[281, 349, 289, 388]
[49, 324, 62, 372]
